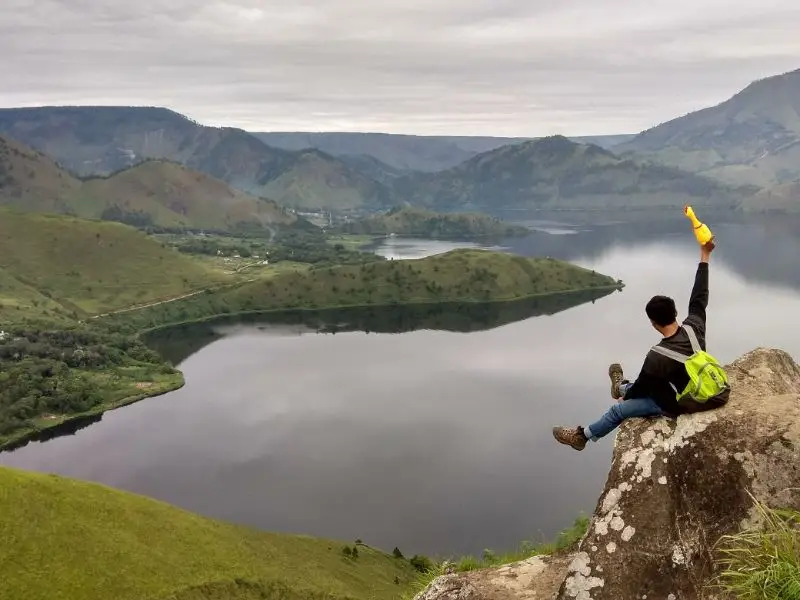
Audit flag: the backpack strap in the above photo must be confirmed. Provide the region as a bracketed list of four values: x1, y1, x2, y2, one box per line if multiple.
[650, 344, 690, 363]
[684, 324, 701, 353]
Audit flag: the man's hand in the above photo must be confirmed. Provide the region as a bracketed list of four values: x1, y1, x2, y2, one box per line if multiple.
[700, 239, 715, 263]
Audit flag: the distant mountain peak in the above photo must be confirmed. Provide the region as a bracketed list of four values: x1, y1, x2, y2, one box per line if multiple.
[616, 67, 800, 188]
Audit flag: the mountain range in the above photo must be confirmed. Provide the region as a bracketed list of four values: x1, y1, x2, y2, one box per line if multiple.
[0, 107, 388, 212]
[0, 134, 296, 231]
[391, 135, 748, 212]
[1, 67, 799, 217]
[252, 131, 635, 173]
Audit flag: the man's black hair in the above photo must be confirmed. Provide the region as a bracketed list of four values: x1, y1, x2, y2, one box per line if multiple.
[645, 295, 677, 327]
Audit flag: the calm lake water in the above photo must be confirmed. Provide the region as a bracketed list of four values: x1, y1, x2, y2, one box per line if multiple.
[3, 212, 800, 558]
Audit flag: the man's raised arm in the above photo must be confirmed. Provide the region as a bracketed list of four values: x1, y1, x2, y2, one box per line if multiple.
[686, 241, 714, 327]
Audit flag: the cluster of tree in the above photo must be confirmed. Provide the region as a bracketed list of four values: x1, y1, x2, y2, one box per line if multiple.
[100, 205, 155, 228]
[0, 327, 173, 438]
[389, 545, 432, 572]
[268, 229, 384, 266]
[341, 545, 359, 559]
[267, 241, 380, 266]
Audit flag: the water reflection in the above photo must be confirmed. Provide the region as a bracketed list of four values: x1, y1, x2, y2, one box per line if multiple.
[2, 414, 104, 453]
[147, 290, 618, 366]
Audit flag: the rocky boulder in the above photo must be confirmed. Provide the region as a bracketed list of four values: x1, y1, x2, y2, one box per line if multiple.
[414, 555, 573, 600]
[415, 347, 800, 600]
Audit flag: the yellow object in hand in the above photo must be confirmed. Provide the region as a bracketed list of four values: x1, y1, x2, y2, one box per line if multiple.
[684, 205, 714, 246]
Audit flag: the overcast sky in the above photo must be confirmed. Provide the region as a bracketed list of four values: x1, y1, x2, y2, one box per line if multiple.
[3, 0, 800, 136]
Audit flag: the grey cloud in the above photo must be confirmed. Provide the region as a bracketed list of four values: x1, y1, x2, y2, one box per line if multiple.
[3, 0, 800, 135]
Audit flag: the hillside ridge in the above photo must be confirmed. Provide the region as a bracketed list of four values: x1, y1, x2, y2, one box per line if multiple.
[617, 68, 800, 187]
[0, 134, 297, 231]
[0, 464, 417, 600]
[391, 135, 749, 212]
[0, 107, 390, 212]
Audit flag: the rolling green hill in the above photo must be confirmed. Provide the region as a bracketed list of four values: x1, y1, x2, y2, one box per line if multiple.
[391, 135, 747, 212]
[0, 267, 74, 325]
[0, 210, 223, 317]
[258, 149, 390, 211]
[0, 134, 299, 232]
[0, 465, 417, 600]
[107, 248, 621, 332]
[78, 160, 296, 231]
[0, 134, 81, 214]
[339, 206, 530, 238]
[0, 211, 227, 448]
[617, 68, 800, 187]
[0, 107, 389, 212]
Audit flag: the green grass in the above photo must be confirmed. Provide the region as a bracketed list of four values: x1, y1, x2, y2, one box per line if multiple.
[0, 210, 226, 317]
[401, 515, 590, 599]
[0, 466, 417, 600]
[712, 494, 800, 600]
[326, 234, 377, 250]
[105, 249, 621, 332]
[0, 267, 75, 325]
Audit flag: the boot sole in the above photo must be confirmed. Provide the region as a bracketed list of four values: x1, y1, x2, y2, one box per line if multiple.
[608, 363, 623, 399]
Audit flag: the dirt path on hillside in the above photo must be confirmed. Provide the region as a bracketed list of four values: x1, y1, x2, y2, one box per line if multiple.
[89, 280, 254, 319]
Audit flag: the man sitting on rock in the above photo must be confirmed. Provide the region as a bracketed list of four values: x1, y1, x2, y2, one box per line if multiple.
[552, 239, 721, 451]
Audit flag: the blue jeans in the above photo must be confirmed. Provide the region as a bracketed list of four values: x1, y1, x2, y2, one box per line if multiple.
[584, 383, 665, 441]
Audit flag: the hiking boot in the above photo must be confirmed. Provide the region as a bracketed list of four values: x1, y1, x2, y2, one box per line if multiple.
[608, 363, 624, 400]
[552, 426, 587, 451]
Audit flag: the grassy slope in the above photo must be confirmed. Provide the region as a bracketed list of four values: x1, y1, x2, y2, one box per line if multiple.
[0, 466, 416, 600]
[0, 134, 297, 232]
[77, 160, 296, 230]
[0, 134, 81, 214]
[0, 267, 74, 325]
[340, 206, 529, 238]
[261, 150, 385, 211]
[108, 249, 620, 331]
[0, 210, 225, 317]
[616, 69, 800, 186]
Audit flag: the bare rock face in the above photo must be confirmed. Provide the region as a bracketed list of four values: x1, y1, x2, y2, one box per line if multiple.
[415, 348, 800, 600]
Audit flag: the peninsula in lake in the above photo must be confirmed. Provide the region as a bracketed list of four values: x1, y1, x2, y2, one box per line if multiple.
[0, 207, 620, 451]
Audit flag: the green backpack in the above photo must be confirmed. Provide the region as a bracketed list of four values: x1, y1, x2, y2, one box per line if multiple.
[650, 325, 730, 409]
